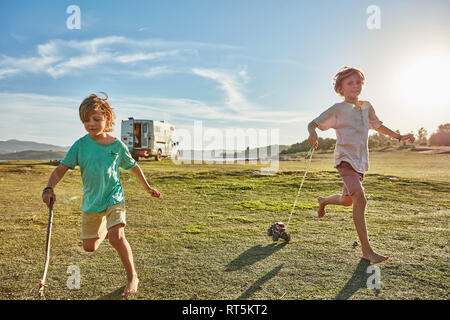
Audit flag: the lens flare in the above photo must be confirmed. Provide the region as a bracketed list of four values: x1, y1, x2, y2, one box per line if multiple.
[396, 53, 450, 110]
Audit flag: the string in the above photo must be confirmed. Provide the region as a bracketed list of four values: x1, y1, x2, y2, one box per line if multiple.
[286, 147, 315, 227]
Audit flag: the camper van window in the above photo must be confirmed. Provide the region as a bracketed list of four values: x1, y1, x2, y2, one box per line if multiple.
[170, 127, 174, 131]
[143, 124, 147, 133]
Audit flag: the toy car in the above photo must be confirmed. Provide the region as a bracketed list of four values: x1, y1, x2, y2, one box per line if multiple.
[267, 222, 291, 242]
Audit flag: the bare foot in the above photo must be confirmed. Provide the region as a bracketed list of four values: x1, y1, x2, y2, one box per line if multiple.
[317, 197, 326, 218]
[362, 251, 389, 264]
[122, 276, 139, 297]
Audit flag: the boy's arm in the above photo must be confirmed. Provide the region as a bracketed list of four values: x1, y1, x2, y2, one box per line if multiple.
[307, 121, 319, 148]
[307, 105, 337, 149]
[129, 164, 161, 198]
[375, 125, 415, 143]
[42, 163, 70, 207]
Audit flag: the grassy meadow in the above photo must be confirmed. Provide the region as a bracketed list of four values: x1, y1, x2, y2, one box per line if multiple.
[0, 150, 448, 300]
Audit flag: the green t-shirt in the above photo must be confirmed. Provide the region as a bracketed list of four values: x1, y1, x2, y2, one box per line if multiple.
[61, 134, 137, 213]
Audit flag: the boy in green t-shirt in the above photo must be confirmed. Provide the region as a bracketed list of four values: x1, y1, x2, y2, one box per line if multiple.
[42, 93, 160, 297]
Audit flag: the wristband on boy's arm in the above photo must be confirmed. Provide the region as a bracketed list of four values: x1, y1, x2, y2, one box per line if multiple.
[42, 187, 54, 197]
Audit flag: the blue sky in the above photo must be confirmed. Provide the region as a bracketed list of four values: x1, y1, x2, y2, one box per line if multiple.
[1, 0, 449, 148]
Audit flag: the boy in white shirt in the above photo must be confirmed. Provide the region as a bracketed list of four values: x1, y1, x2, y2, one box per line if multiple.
[307, 66, 414, 264]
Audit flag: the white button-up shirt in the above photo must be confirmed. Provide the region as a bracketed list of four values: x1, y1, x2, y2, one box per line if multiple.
[312, 101, 383, 174]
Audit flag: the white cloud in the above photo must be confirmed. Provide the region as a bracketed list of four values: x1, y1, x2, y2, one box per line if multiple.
[0, 36, 236, 79]
[46, 52, 113, 77]
[189, 67, 312, 123]
[112, 94, 311, 124]
[0, 37, 314, 145]
[114, 50, 180, 63]
[0, 91, 313, 146]
[0, 54, 61, 75]
[10, 33, 26, 43]
[192, 67, 253, 113]
[0, 68, 20, 79]
[0, 92, 84, 145]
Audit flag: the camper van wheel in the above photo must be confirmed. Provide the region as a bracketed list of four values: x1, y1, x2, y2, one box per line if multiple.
[155, 149, 162, 161]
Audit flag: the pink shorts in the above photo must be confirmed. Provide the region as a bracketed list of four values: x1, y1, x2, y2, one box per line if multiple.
[336, 161, 364, 196]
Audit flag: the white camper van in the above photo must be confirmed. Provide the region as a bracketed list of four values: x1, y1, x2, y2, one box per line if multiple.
[121, 118, 180, 161]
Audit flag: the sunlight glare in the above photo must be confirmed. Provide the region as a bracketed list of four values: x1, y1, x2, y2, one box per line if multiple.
[396, 53, 450, 110]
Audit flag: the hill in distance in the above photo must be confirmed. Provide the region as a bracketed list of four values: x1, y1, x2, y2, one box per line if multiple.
[0, 139, 69, 161]
[0, 150, 66, 161]
[0, 139, 69, 153]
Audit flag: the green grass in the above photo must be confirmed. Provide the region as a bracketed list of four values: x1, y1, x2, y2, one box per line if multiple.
[0, 151, 448, 300]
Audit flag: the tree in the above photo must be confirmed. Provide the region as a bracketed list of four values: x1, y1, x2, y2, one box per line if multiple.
[280, 137, 336, 154]
[394, 130, 401, 146]
[438, 123, 450, 133]
[368, 132, 392, 149]
[368, 135, 379, 149]
[429, 123, 450, 146]
[416, 127, 428, 146]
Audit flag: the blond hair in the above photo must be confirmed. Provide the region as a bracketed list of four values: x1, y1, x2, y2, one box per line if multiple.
[333, 66, 365, 96]
[79, 92, 116, 132]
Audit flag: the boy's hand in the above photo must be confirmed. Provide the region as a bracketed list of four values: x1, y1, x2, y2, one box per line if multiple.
[147, 187, 161, 198]
[308, 132, 319, 149]
[400, 133, 415, 143]
[42, 189, 56, 208]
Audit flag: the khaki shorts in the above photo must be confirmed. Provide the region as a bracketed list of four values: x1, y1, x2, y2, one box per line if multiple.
[81, 203, 126, 240]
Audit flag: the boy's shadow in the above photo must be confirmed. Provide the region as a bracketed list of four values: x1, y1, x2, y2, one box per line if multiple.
[335, 258, 380, 300]
[225, 242, 287, 272]
[97, 286, 126, 300]
[237, 264, 284, 300]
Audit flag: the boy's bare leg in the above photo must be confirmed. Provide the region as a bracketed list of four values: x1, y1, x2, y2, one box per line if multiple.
[317, 194, 352, 218]
[82, 230, 108, 252]
[107, 224, 139, 296]
[351, 190, 389, 264]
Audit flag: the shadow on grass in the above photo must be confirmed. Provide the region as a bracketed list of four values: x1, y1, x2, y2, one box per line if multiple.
[97, 286, 125, 300]
[335, 258, 380, 300]
[225, 242, 287, 272]
[237, 264, 284, 300]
